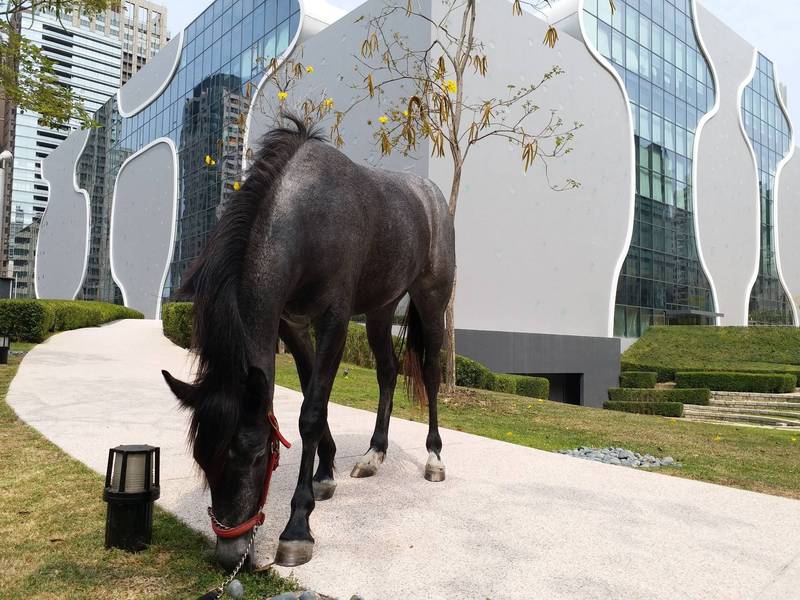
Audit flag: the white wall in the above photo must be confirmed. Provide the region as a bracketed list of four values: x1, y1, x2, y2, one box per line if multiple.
[778, 151, 800, 316]
[430, 0, 631, 338]
[694, 5, 760, 326]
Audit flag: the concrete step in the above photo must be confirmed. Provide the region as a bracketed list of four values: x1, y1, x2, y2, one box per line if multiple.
[684, 407, 800, 428]
[710, 390, 800, 403]
[708, 399, 800, 411]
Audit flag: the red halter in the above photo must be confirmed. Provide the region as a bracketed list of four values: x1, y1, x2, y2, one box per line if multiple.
[209, 412, 292, 538]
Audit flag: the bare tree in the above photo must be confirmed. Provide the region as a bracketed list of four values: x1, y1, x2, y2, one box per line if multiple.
[255, 0, 615, 392]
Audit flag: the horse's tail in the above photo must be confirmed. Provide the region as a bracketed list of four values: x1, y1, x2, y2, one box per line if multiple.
[402, 299, 429, 407]
[180, 114, 322, 381]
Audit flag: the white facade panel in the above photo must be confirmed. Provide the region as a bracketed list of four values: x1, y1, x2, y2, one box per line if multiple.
[693, 5, 760, 325]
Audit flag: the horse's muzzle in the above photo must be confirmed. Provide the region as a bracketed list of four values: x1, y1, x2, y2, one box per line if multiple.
[215, 535, 253, 571]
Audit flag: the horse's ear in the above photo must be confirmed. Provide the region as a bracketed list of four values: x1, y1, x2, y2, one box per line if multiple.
[162, 370, 197, 407]
[246, 366, 268, 406]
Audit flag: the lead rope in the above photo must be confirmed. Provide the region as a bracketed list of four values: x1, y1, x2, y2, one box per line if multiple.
[197, 524, 259, 600]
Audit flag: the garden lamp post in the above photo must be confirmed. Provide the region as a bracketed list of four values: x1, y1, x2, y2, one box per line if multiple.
[0, 334, 9, 364]
[103, 444, 160, 551]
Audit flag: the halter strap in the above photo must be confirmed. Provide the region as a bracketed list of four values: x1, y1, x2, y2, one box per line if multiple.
[209, 412, 291, 539]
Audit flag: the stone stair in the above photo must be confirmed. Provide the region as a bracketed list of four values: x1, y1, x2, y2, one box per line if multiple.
[683, 391, 800, 428]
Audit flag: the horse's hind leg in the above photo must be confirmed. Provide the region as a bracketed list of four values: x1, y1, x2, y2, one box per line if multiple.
[351, 302, 401, 478]
[408, 286, 450, 482]
[279, 320, 337, 501]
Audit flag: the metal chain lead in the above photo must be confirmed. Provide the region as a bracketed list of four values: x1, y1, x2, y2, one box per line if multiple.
[210, 524, 259, 599]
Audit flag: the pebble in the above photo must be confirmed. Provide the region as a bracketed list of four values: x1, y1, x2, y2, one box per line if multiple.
[266, 591, 345, 600]
[227, 579, 244, 599]
[557, 447, 681, 469]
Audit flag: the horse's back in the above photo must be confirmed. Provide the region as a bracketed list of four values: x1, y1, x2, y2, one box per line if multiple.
[270, 141, 453, 312]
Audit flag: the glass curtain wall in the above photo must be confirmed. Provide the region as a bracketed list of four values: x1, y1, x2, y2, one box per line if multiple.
[741, 54, 794, 325]
[77, 0, 301, 304]
[583, 0, 717, 337]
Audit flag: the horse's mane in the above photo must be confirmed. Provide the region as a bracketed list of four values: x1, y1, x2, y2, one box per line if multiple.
[178, 114, 324, 467]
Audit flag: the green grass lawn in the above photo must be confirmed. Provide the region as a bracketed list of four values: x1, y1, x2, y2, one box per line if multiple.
[275, 354, 800, 500]
[0, 346, 296, 600]
[622, 325, 800, 380]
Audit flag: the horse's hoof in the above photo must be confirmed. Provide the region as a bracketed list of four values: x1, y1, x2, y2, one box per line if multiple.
[312, 479, 336, 501]
[274, 540, 314, 567]
[350, 449, 384, 478]
[350, 463, 377, 478]
[425, 451, 446, 482]
[424, 465, 446, 482]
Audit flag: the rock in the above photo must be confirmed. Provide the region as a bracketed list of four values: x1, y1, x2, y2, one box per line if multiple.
[299, 591, 318, 600]
[227, 579, 244, 599]
[270, 594, 300, 600]
[662, 457, 674, 465]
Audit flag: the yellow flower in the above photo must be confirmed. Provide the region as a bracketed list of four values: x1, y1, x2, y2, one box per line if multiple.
[324, 97, 334, 108]
[378, 115, 389, 124]
[402, 109, 409, 118]
[305, 65, 314, 73]
[277, 91, 288, 102]
[446, 79, 457, 94]
[714, 435, 722, 442]
[233, 181, 241, 191]
[506, 431, 513, 437]
[204, 154, 212, 165]
[791, 437, 797, 444]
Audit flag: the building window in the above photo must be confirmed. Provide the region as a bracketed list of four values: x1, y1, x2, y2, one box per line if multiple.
[585, 0, 717, 337]
[742, 54, 794, 325]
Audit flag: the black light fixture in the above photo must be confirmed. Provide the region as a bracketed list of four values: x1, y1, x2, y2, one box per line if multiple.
[103, 445, 160, 551]
[0, 334, 9, 365]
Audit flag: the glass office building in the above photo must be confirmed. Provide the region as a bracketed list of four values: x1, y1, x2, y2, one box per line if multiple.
[741, 54, 794, 325]
[583, 0, 717, 337]
[77, 0, 302, 304]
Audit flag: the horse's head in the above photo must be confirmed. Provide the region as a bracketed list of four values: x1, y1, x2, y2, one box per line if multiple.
[161, 367, 275, 570]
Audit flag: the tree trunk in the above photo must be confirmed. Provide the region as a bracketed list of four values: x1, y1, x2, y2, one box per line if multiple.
[444, 161, 462, 394]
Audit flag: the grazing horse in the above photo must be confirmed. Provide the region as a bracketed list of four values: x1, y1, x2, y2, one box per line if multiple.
[161, 116, 455, 569]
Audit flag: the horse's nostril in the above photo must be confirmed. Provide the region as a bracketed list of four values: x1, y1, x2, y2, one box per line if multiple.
[215, 537, 253, 571]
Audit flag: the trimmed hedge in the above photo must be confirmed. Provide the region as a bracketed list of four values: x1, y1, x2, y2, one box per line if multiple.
[161, 302, 551, 399]
[514, 375, 550, 399]
[607, 387, 710, 406]
[455, 355, 493, 389]
[0, 299, 142, 343]
[619, 371, 657, 389]
[675, 371, 797, 394]
[162, 302, 193, 349]
[491, 374, 517, 394]
[604, 401, 684, 417]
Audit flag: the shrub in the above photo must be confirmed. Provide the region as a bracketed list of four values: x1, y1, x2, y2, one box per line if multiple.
[515, 375, 550, 399]
[0, 299, 142, 343]
[675, 371, 797, 394]
[455, 355, 493, 389]
[0, 300, 55, 342]
[162, 302, 193, 349]
[491, 374, 517, 394]
[604, 401, 684, 417]
[619, 371, 657, 388]
[607, 387, 710, 406]
[342, 323, 376, 370]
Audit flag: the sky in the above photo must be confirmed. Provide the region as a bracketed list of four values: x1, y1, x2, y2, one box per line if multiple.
[158, 0, 800, 126]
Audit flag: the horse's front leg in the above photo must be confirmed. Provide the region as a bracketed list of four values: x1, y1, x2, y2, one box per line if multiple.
[275, 311, 348, 567]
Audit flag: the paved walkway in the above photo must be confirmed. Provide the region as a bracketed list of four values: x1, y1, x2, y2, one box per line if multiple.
[7, 320, 800, 599]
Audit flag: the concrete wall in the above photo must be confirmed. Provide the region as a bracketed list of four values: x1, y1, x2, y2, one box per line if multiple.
[694, 5, 759, 326]
[36, 130, 91, 300]
[110, 139, 177, 318]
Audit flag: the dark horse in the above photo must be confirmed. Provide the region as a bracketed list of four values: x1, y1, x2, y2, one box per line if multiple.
[162, 116, 455, 569]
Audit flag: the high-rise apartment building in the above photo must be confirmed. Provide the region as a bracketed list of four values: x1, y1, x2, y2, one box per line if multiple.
[67, 1, 170, 84]
[0, 2, 170, 297]
[5, 8, 122, 297]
